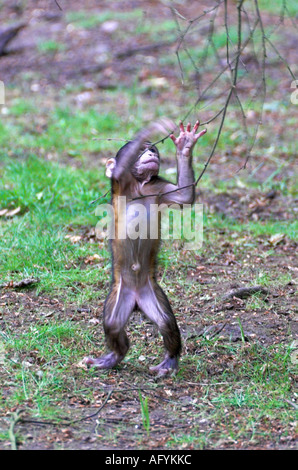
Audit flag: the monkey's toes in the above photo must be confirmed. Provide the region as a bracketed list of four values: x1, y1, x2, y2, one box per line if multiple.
[82, 353, 122, 369]
[82, 356, 102, 368]
[149, 357, 179, 376]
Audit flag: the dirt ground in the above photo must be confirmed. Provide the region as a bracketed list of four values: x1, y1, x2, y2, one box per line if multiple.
[0, 0, 297, 450]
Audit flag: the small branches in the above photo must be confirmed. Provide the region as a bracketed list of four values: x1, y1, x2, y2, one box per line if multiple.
[54, 0, 63, 10]
[170, 0, 296, 174]
[92, 1, 296, 203]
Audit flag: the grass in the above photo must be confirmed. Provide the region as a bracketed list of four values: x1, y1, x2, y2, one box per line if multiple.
[257, 0, 298, 16]
[139, 391, 151, 436]
[0, 1, 297, 450]
[37, 40, 66, 54]
[66, 9, 144, 30]
[0, 151, 295, 298]
[1, 320, 295, 443]
[65, 9, 177, 41]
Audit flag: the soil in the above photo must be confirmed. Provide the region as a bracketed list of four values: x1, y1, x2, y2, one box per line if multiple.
[0, 0, 297, 451]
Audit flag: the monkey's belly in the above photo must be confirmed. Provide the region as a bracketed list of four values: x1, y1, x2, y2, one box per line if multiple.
[113, 238, 158, 287]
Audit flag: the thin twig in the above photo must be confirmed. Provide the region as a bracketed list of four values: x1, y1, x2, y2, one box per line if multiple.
[91, 1, 295, 203]
[265, 36, 296, 82]
[92, 138, 129, 142]
[54, 0, 62, 10]
[89, 189, 111, 205]
[68, 390, 113, 425]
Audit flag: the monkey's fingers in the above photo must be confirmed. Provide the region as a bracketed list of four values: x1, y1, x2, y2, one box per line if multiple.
[179, 121, 185, 133]
[186, 122, 191, 132]
[195, 128, 207, 141]
[169, 134, 177, 144]
[193, 120, 200, 133]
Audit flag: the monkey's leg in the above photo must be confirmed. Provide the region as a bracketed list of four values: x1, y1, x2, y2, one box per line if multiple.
[83, 280, 136, 369]
[137, 280, 182, 376]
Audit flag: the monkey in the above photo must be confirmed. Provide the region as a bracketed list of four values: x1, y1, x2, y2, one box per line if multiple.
[83, 119, 207, 375]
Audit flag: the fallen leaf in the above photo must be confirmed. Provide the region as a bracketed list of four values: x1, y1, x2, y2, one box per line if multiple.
[101, 20, 119, 33]
[0, 207, 21, 217]
[269, 233, 285, 245]
[84, 254, 102, 264]
[40, 311, 54, 317]
[142, 77, 169, 90]
[65, 235, 82, 243]
[7, 207, 21, 217]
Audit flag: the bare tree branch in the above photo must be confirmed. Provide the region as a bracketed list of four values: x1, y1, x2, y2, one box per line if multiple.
[92, 1, 296, 203]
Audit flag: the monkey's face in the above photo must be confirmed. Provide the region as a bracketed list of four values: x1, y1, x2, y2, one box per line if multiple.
[105, 142, 160, 184]
[131, 145, 160, 184]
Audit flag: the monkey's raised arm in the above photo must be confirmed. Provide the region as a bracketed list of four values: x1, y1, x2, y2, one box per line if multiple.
[159, 121, 207, 205]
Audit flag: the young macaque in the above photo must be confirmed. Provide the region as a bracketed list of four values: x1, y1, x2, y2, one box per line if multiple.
[83, 119, 207, 375]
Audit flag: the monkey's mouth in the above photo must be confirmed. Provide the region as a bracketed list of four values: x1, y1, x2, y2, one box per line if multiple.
[145, 160, 159, 170]
[143, 157, 159, 168]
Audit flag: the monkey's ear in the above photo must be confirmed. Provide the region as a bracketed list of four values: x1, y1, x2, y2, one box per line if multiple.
[105, 158, 116, 178]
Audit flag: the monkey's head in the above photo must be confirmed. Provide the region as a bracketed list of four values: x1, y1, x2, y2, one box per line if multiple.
[106, 141, 160, 184]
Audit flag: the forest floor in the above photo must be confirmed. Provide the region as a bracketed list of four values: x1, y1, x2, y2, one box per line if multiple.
[0, 0, 297, 450]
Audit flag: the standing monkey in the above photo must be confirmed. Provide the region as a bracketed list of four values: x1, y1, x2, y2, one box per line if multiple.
[83, 119, 207, 375]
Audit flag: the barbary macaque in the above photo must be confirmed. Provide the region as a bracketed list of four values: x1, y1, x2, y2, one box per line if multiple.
[83, 119, 207, 375]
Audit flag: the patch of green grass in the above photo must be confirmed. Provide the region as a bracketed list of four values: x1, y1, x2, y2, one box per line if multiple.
[212, 26, 239, 49]
[0, 154, 102, 223]
[245, 294, 268, 311]
[139, 391, 151, 436]
[7, 98, 35, 116]
[66, 9, 144, 30]
[165, 340, 295, 449]
[1, 321, 295, 448]
[37, 40, 66, 54]
[257, 0, 298, 16]
[0, 4, 296, 451]
[15, 107, 119, 155]
[0, 321, 97, 414]
[0, 154, 110, 299]
[136, 19, 178, 41]
[205, 212, 297, 241]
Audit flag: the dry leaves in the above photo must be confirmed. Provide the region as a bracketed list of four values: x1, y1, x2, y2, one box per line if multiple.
[269, 233, 286, 246]
[0, 207, 21, 217]
[64, 234, 82, 244]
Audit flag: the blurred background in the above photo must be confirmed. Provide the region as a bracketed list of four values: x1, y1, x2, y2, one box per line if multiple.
[0, 0, 297, 451]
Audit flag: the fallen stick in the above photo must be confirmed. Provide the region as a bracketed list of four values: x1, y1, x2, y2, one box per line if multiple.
[222, 285, 269, 301]
[0, 22, 27, 56]
[0, 278, 40, 289]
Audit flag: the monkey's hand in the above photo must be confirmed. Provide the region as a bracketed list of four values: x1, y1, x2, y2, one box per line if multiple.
[170, 121, 207, 157]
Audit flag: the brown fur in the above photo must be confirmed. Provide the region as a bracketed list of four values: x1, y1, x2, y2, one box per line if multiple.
[83, 120, 206, 375]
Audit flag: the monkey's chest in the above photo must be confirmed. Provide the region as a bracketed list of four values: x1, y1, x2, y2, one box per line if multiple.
[114, 203, 159, 276]
[115, 200, 160, 241]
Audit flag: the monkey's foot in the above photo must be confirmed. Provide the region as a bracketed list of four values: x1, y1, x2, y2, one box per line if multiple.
[149, 356, 179, 376]
[83, 352, 123, 369]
